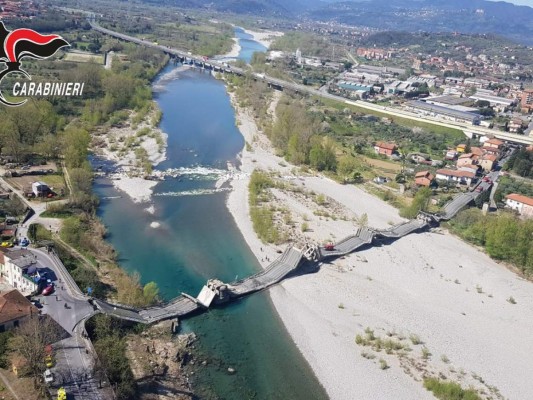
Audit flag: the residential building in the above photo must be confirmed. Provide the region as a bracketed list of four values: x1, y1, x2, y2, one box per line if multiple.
[456, 144, 467, 153]
[479, 154, 497, 172]
[457, 153, 478, 168]
[508, 118, 524, 133]
[505, 193, 533, 219]
[445, 150, 458, 160]
[521, 89, 533, 113]
[435, 169, 475, 185]
[0, 289, 38, 332]
[374, 141, 397, 157]
[414, 171, 434, 187]
[482, 146, 501, 156]
[0, 249, 37, 295]
[470, 146, 484, 157]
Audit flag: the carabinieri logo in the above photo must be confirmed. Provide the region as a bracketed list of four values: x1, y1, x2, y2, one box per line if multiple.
[0, 22, 69, 107]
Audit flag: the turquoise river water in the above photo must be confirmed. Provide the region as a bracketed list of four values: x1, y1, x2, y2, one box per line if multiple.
[93, 34, 328, 399]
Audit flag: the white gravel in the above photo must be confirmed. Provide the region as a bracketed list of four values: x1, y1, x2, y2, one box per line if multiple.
[226, 89, 533, 400]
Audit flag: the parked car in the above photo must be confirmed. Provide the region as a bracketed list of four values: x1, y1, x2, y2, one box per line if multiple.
[42, 284, 54, 296]
[20, 237, 29, 247]
[57, 387, 66, 400]
[0, 242, 13, 247]
[44, 369, 54, 383]
[325, 243, 335, 251]
[45, 355, 54, 368]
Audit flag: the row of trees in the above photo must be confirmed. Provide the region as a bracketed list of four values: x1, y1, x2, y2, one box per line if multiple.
[449, 209, 533, 275]
[270, 99, 338, 172]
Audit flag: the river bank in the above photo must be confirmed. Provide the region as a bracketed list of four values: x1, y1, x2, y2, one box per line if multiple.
[225, 90, 533, 399]
[242, 28, 284, 49]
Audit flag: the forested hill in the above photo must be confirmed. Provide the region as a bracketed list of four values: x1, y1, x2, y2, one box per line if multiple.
[139, 0, 326, 15]
[140, 0, 533, 44]
[308, 0, 533, 45]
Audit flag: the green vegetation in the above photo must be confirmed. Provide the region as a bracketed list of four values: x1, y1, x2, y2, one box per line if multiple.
[270, 32, 334, 58]
[102, 17, 234, 57]
[448, 209, 533, 276]
[504, 148, 533, 178]
[249, 171, 282, 244]
[355, 327, 409, 355]
[27, 223, 52, 243]
[0, 331, 12, 369]
[423, 378, 481, 400]
[494, 176, 533, 203]
[87, 315, 137, 400]
[400, 187, 432, 218]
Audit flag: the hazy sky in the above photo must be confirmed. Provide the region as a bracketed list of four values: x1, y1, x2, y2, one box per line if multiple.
[488, 0, 533, 6]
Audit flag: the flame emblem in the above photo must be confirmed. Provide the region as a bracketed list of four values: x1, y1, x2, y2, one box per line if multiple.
[0, 22, 69, 106]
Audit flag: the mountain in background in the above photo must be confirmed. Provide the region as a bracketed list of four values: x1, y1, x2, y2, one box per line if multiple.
[143, 0, 533, 44]
[307, 0, 533, 44]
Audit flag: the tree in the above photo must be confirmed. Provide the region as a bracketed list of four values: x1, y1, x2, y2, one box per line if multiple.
[337, 156, 359, 183]
[143, 282, 159, 305]
[464, 139, 472, 154]
[63, 127, 90, 169]
[8, 316, 61, 388]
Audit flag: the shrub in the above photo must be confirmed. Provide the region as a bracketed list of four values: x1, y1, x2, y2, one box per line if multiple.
[379, 358, 389, 370]
[409, 334, 423, 345]
[423, 377, 481, 400]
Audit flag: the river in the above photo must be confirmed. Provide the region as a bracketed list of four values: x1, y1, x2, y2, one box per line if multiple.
[93, 34, 328, 399]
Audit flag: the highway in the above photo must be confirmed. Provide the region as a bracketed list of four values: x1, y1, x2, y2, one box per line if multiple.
[88, 20, 533, 146]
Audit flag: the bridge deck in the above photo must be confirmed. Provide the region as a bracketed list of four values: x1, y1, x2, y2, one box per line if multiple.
[229, 247, 303, 296]
[93, 295, 200, 324]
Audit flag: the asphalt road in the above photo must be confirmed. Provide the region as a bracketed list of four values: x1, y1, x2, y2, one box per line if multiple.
[29, 248, 106, 400]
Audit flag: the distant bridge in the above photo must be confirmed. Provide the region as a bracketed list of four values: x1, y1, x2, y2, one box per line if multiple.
[89, 20, 533, 146]
[92, 176, 494, 324]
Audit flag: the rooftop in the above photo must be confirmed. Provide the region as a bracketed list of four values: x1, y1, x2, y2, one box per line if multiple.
[407, 101, 481, 123]
[436, 169, 475, 179]
[506, 193, 533, 207]
[375, 141, 397, 150]
[0, 289, 37, 325]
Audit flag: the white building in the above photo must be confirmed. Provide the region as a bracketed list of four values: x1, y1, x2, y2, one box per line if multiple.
[505, 194, 533, 219]
[0, 249, 38, 296]
[32, 181, 50, 197]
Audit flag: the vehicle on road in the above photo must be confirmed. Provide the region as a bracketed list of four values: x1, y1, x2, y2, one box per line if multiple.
[325, 243, 335, 251]
[44, 369, 54, 383]
[45, 355, 54, 368]
[42, 284, 54, 296]
[1, 241, 13, 247]
[20, 237, 29, 247]
[57, 387, 66, 400]
[476, 186, 484, 192]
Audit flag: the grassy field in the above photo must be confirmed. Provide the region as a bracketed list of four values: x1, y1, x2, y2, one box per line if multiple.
[6, 174, 66, 195]
[319, 97, 464, 138]
[63, 52, 104, 64]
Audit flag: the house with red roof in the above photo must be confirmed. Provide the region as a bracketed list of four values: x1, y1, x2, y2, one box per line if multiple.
[436, 169, 475, 186]
[0, 289, 38, 332]
[374, 141, 397, 157]
[414, 171, 434, 187]
[505, 194, 533, 219]
[484, 138, 504, 149]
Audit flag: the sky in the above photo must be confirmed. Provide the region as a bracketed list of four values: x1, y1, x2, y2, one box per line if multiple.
[488, 0, 533, 6]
